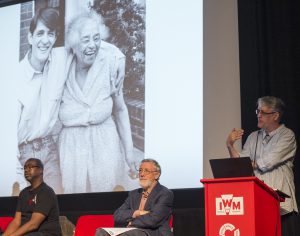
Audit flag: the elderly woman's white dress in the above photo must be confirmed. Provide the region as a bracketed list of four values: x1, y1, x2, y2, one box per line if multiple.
[59, 41, 135, 193]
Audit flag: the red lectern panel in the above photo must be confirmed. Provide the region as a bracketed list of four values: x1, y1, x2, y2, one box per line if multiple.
[201, 177, 281, 236]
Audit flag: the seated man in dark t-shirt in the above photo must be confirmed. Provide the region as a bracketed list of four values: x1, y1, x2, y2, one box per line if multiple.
[3, 158, 61, 236]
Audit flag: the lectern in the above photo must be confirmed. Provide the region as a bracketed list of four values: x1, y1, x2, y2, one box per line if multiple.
[201, 177, 282, 236]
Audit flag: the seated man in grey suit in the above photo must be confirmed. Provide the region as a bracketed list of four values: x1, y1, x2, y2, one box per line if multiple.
[96, 159, 174, 236]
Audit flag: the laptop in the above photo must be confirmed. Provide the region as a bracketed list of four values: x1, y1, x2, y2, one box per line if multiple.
[209, 157, 254, 178]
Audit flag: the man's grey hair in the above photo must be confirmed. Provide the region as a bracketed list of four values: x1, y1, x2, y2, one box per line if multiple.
[141, 158, 161, 174]
[65, 10, 102, 52]
[258, 96, 285, 119]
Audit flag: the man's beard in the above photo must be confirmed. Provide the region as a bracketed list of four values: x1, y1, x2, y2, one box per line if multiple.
[139, 179, 153, 190]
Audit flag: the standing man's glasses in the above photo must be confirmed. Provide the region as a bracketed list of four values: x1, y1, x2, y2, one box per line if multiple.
[255, 109, 277, 116]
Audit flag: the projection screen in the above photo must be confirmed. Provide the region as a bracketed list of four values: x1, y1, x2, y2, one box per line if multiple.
[0, 0, 203, 196]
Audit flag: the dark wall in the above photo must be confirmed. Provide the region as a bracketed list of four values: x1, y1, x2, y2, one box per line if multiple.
[238, 0, 300, 204]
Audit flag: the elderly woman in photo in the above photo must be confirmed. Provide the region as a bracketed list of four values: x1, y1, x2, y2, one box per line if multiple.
[59, 11, 138, 193]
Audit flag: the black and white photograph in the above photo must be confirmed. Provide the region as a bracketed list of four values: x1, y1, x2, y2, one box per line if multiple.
[0, 0, 203, 197]
[4, 0, 146, 195]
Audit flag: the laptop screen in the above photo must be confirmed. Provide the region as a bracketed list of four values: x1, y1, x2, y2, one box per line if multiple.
[209, 157, 254, 178]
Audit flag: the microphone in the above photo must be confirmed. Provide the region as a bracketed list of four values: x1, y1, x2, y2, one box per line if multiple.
[253, 130, 261, 170]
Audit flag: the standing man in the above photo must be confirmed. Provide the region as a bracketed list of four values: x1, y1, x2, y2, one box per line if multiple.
[17, 7, 66, 193]
[226, 96, 298, 236]
[106, 159, 173, 236]
[3, 158, 61, 236]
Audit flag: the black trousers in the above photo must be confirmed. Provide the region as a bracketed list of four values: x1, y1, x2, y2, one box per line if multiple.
[23, 233, 44, 236]
[281, 211, 299, 236]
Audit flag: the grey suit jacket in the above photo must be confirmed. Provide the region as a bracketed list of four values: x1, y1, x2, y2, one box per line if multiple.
[114, 183, 174, 236]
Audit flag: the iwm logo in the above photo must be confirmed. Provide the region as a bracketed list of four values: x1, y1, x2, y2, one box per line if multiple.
[219, 223, 240, 236]
[216, 194, 244, 215]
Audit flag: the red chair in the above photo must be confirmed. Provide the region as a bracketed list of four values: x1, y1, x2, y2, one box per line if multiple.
[0, 216, 13, 232]
[74, 214, 114, 236]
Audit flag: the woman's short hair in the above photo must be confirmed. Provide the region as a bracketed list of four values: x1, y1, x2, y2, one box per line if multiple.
[65, 10, 102, 52]
[29, 7, 59, 35]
